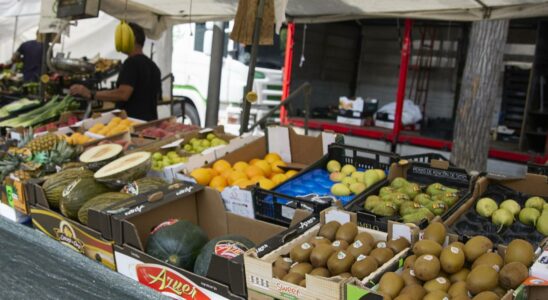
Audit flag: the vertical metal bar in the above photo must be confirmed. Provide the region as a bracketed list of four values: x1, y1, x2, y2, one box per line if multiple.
[12, 16, 18, 53]
[280, 22, 295, 125]
[304, 85, 310, 135]
[205, 21, 226, 127]
[392, 19, 413, 148]
[240, 0, 266, 135]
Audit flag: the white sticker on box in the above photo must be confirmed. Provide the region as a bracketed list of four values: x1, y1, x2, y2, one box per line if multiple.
[325, 210, 351, 224]
[281, 205, 296, 220]
[267, 127, 292, 163]
[199, 128, 213, 134]
[221, 186, 255, 219]
[160, 138, 184, 149]
[391, 223, 412, 242]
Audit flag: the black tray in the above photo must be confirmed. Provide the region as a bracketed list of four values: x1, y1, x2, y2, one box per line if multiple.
[527, 162, 547, 176]
[401, 153, 454, 166]
[348, 161, 472, 232]
[450, 183, 546, 247]
[253, 143, 399, 226]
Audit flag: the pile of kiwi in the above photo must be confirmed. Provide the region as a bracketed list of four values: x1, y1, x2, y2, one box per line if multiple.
[272, 220, 410, 287]
[375, 222, 535, 300]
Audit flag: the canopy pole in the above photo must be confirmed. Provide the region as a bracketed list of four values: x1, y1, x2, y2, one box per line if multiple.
[280, 22, 295, 125]
[392, 19, 412, 151]
[240, 0, 266, 135]
[205, 21, 225, 127]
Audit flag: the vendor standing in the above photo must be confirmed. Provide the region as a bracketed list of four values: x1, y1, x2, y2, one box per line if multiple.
[12, 31, 43, 82]
[70, 23, 161, 121]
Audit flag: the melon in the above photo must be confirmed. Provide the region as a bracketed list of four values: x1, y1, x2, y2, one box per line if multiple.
[94, 151, 151, 188]
[60, 177, 111, 220]
[121, 177, 168, 195]
[43, 168, 94, 209]
[145, 219, 208, 271]
[77, 192, 133, 225]
[193, 235, 255, 276]
[79, 144, 123, 171]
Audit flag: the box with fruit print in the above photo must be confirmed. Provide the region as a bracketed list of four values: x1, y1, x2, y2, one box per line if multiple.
[345, 220, 540, 300]
[244, 207, 414, 300]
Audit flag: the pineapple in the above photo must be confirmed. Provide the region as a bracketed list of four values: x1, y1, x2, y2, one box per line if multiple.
[26, 133, 60, 153]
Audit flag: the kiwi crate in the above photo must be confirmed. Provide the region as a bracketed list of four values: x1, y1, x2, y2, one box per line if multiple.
[347, 160, 472, 232]
[253, 143, 398, 226]
[449, 183, 546, 247]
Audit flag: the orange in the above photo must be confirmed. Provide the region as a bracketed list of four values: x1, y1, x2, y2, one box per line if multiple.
[190, 168, 212, 186]
[270, 160, 287, 174]
[228, 171, 247, 185]
[271, 173, 287, 185]
[250, 175, 264, 184]
[245, 165, 264, 179]
[233, 161, 249, 172]
[253, 160, 272, 177]
[264, 153, 282, 164]
[221, 169, 234, 180]
[249, 158, 261, 165]
[209, 175, 227, 190]
[209, 169, 219, 177]
[234, 179, 253, 189]
[285, 170, 298, 178]
[258, 178, 276, 190]
[213, 159, 231, 174]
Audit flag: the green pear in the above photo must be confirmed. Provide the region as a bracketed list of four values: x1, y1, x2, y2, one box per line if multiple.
[374, 169, 386, 181]
[364, 195, 381, 211]
[402, 208, 434, 224]
[364, 169, 380, 187]
[536, 213, 548, 235]
[342, 177, 357, 186]
[341, 164, 357, 176]
[427, 200, 447, 216]
[326, 160, 341, 173]
[390, 177, 409, 189]
[499, 199, 521, 216]
[201, 139, 211, 147]
[379, 186, 396, 197]
[398, 183, 421, 199]
[525, 196, 546, 211]
[414, 193, 432, 206]
[331, 183, 351, 196]
[476, 197, 498, 218]
[329, 172, 346, 182]
[206, 133, 216, 141]
[519, 208, 540, 226]
[371, 202, 397, 217]
[349, 182, 366, 195]
[351, 171, 365, 183]
[399, 201, 422, 216]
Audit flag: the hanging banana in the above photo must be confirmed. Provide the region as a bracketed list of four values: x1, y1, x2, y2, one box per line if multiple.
[114, 20, 135, 54]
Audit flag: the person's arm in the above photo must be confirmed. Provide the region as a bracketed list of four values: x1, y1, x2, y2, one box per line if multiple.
[69, 84, 133, 102]
[11, 52, 21, 63]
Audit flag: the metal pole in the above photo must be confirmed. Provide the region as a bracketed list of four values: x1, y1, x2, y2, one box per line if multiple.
[205, 21, 225, 127]
[392, 19, 412, 151]
[239, 0, 266, 135]
[40, 33, 52, 100]
[12, 16, 18, 53]
[280, 22, 295, 125]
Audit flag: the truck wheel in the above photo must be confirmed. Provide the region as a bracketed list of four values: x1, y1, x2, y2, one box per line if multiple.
[182, 102, 200, 125]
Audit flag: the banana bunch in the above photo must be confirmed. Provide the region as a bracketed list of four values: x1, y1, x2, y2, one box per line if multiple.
[115, 20, 135, 54]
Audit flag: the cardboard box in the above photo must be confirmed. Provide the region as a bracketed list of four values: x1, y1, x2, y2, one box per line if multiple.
[336, 115, 366, 127]
[244, 208, 412, 300]
[131, 116, 200, 139]
[110, 185, 292, 299]
[75, 109, 145, 132]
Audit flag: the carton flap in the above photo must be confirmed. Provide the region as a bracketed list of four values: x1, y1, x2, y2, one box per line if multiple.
[288, 127, 324, 165]
[289, 209, 312, 227]
[267, 127, 292, 162]
[196, 188, 229, 239]
[226, 212, 285, 245]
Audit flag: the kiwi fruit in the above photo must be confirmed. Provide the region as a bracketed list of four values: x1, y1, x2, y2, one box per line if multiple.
[370, 247, 395, 265]
[452, 295, 472, 300]
[491, 286, 506, 298]
[351, 255, 378, 280]
[335, 222, 358, 244]
[282, 272, 304, 284]
[504, 239, 535, 267]
[472, 252, 503, 271]
[423, 290, 449, 300]
[377, 292, 393, 300]
[450, 241, 466, 252]
[466, 264, 499, 295]
[464, 236, 493, 262]
[309, 236, 332, 247]
[338, 272, 352, 279]
[354, 231, 375, 247]
[273, 265, 287, 279]
[423, 222, 447, 245]
[299, 279, 306, 287]
[327, 250, 355, 275]
[472, 291, 499, 300]
[424, 277, 451, 293]
[318, 221, 341, 241]
[394, 295, 414, 300]
[348, 239, 373, 258]
[274, 256, 293, 272]
[403, 255, 417, 269]
[450, 268, 470, 283]
[387, 237, 411, 254]
[413, 254, 441, 281]
[378, 272, 405, 298]
[399, 284, 427, 300]
[498, 261, 528, 289]
[310, 244, 335, 268]
[289, 262, 313, 276]
[448, 281, 469, 298]
[413, 240, 443, 257]
[401, 268, 422, 286]
[290, 242, 314, 263]
[331, 240, 349, 251]
[440, 245, 465, 274]
[310, 267, 330, 277]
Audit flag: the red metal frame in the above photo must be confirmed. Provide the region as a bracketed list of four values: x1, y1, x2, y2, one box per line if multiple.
[280, 22, 295, 125]
[392, 19, 413, 145]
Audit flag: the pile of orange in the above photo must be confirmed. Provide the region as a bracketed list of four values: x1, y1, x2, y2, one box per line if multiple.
[189, 152, 298, 192]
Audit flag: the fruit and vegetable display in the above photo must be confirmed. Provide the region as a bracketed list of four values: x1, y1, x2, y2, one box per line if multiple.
[371, 222, 535, 300]
[361, 177, 462, 225]
[87, 117, 136, 137]
[0, 98, 40, 119]
[34, 115, 79, 133]
[136, 121, 199, 138]
[183, 134, 228, 154]
[271, 220, 410, 286]
[151, 151, 189, 171]
[452, 183, 547, 246]
[189, 153, 295, 192]
[326, 160, 386, 197]
[0, 95, 78, 128]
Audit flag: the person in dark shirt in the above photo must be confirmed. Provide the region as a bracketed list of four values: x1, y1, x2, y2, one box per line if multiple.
[12, 32, 43, 82]
[70, 23, 161, 121]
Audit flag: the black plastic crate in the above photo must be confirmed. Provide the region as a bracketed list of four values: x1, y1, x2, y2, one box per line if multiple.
[348, 161, 472, 232]
[252, 143, 399, 226]
[401, 153, 454, 166]
[450, 183, 546, 247]
[528, 162, 548, 176]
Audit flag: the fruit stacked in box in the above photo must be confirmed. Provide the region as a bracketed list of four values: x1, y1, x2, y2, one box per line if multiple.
[87, 116, 136, 137]
[135, 120, 199, 139]
[189, 152, 295, 192]
[451, 183, 547, 246]
[361, 222, 536, 300]
[183, 133, 228, 154]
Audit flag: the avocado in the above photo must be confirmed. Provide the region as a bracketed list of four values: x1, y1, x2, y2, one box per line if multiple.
[413, 254, 441, 281]
[318, 221, 341, 241]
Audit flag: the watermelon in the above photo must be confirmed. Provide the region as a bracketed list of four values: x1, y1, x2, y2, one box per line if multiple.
[43, 168, 94, 209]
[77, 192, 133, 225]
[193, 235, 255, 276]
[121, 177, 168, 195]
[60, 177, 111, 220]
[145, 219, 208, 271]
[79, 144, 123, 171]
[94, 151, 151, 188]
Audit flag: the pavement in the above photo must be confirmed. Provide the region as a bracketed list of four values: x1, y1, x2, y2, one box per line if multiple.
[0, 216, 168, 300]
